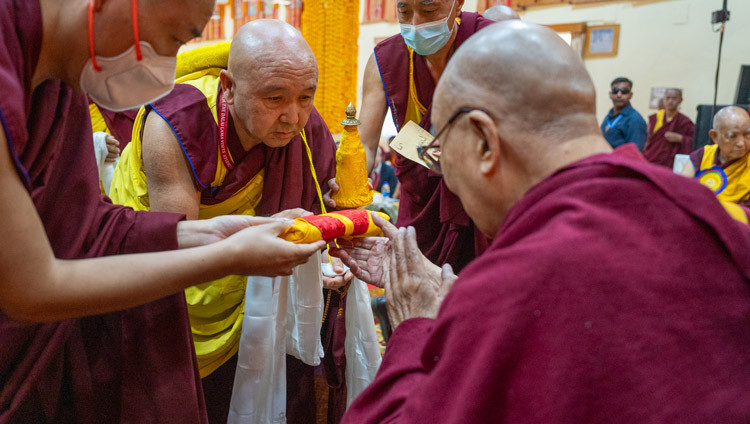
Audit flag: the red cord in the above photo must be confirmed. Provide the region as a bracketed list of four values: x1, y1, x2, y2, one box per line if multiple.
[132, 0, 142, 61]
[88, 0, 101, 71]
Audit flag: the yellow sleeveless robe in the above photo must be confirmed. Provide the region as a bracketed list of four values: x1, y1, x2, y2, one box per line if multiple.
[110, 72, 265, 378]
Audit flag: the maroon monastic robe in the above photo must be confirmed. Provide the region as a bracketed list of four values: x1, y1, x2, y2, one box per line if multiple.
[373, 12, 494, 272]
[643, 111, 694, 168]
[145, 83, 346, 424]
[343, 145, 750, 423]
[1, 1, 206, 422]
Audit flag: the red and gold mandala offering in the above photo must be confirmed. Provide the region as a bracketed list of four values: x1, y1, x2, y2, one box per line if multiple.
[281, 209, 389, 243]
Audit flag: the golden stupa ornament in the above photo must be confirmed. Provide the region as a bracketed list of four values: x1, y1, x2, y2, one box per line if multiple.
[332, 103, 373, 208]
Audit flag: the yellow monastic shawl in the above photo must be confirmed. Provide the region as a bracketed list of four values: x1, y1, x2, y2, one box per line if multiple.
[110, 42, 265, 378]
[698, 144, 750, 206]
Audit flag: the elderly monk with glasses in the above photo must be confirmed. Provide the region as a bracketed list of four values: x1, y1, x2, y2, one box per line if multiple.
[332, 21, 750, 423]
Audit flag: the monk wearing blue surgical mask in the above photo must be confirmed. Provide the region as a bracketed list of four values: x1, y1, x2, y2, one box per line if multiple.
[343, 0, 496, 276]
[0, 0, 326, 422]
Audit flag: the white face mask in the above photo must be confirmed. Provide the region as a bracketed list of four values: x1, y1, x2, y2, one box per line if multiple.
[80, 0, 177, 112]
[400, 0, 457, 56]
[80, 42, 176, 112]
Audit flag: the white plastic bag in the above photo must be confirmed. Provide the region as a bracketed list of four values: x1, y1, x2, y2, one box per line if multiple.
[344, 278, 382, 406]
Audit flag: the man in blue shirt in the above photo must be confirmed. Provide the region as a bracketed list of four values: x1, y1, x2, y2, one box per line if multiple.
[601, 77, 648, 150]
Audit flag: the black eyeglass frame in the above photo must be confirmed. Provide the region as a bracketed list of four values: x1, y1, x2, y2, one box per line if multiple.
[417, 107, 489, 174]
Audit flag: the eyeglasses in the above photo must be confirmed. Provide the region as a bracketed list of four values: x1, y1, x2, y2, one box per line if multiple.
[417, 107, 488, 175]
[611, 87, 631, 95]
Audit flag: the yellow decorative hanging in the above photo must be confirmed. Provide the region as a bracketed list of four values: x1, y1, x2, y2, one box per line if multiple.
[301, 0, 360, 134]
[332, 103, 372, 208]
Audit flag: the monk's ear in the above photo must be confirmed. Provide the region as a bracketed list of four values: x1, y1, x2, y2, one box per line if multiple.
[709, 129, 719, 144]
[468, 111, 500, 177]
[219, 70, 235, 105]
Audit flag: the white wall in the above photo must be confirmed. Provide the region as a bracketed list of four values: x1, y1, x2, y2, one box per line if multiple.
[518, 0, 750, 122]
[356, 0, 750, 123]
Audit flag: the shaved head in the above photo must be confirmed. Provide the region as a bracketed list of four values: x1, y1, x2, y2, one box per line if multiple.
[482, 5, 519, 22]
[432, 21, 610, 236]
[228, 19, 317, 81]
[435, 20, 598, 143]
[712, 106, 748, 131]
[220, 20, 319, 150]
[709, 106, 750, 163]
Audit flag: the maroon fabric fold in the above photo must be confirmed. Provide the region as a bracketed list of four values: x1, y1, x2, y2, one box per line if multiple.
[0, 78, 205, 424]
[343, 146, 750, 423]
[373, 12, 494, 272]
[0, 2, 207, 421]
[643, 112, 694, 168]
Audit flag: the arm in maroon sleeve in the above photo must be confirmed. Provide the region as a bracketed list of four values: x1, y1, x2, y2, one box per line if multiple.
[342, 318, 435, 423]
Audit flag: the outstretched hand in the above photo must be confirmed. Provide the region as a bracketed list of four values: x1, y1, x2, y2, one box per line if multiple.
[330, 214, 458, 329]
[177, 215, 325, 277]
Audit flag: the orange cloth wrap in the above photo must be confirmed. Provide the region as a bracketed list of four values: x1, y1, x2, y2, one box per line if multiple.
[281, 209, 389, 243]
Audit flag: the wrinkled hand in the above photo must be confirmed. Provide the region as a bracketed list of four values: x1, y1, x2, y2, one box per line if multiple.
[329, 236, 390, 287]
[272, 208, 312, 220]
[664, 131, 683, 143]
[105, 135, 121, 163]
[321, 252, 354, 289]
[384, 226, 456, 328]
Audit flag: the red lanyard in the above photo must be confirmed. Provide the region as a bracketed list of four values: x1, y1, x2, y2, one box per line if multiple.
[218, 94, 234, 170]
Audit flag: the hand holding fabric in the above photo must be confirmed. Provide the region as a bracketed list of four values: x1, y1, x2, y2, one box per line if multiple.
[321, 252, 354, 289]
[177, 215, 326, 276]
[104, 134, 121, 163]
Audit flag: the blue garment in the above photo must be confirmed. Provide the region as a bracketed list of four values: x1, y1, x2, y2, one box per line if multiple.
[600, 103, 648, 151]
[376, 161, 399, 193]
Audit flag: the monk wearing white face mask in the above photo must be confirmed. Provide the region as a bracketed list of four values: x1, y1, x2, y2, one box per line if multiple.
[345, 0, 495, 275]
[0, 0, 325, 422]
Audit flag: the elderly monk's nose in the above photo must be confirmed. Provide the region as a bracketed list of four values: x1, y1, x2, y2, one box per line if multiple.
[279, 104, 300, 126]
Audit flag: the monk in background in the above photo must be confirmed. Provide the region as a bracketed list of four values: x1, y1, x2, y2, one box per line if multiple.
[335, 21, 750, 423]
[0, 0, 324, 422]
[682, 106, 750, 207]
[643, 88, 694, 168]
[351, 0, 495, 273]
[111, 20, 352, 423]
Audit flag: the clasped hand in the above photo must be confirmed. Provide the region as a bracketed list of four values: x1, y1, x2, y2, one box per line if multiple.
[330, 214, 457, 328]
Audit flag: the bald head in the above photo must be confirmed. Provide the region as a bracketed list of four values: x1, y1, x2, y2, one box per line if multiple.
[228, 19, 317, 81]
[713, 106, 749, 131]
[483, 5, 520, 22]
[220, 20, 319, 151]
[435, 21, 598, 141]
[710, 106, 750, 163]
[432, 21, 610, 237]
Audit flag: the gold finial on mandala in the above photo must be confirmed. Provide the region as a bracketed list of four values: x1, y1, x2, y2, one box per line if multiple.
[340, 103, 361, 126]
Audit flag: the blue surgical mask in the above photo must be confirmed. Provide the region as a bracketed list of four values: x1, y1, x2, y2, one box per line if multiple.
[400, 0, 457, 56]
